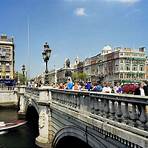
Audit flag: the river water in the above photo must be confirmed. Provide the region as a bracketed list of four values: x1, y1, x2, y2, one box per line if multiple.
[0, 108, 39, 148]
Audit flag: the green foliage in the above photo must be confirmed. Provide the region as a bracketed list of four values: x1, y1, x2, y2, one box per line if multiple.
[15, 72, 27, 84]
[72, 72, 87, 81]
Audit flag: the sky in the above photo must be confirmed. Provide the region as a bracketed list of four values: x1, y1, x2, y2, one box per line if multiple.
[0, 0, 148, 78]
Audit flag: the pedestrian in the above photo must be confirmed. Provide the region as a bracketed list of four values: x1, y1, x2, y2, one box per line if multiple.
[92, 81, 102, 92]
[85, 81, 92, 91]
[66, 77, 74, 90]
[114, 82, 123, 94]
[58, 83, 64, 89]
[134, 81, 147, 96]
[102, 82, 112, 93]
[134, 81, 148, 115]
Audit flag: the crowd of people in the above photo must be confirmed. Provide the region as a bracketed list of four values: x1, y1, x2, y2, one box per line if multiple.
[51, 77, 148, 97]
[28, 76, 148, 97]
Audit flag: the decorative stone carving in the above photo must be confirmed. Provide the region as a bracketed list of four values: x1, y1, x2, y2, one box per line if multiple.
[39, 110, 46, 129]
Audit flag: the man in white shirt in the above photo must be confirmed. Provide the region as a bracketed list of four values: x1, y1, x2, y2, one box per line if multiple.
[102, 82, 112, 93]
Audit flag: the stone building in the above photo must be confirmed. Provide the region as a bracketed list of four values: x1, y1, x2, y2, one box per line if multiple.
[48, 69, 57, 85]
[83, 46, 147, 84]
[73, 57, 83, 73]
[0, 34, 15, 85]
[98, 46, 146, 83]
[45, 46, 147, 85]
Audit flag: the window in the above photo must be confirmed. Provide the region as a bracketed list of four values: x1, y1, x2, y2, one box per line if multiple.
[140, 65, 144, 71]
[120, 65, 124, 70]
[126, 59, 130, 63]
[132, 74, 136, 79]
[115, 65, 119, 71]
[126, 65, 130, 71]
[120, 73, 123, 78]
[6, 75, 9, 79]
[120, 53, 124, 56]
[127, 74, 131, 78]
[132, 65, 137, 71]
[5, 65, 10, 72]
[120, 59, 124, 63]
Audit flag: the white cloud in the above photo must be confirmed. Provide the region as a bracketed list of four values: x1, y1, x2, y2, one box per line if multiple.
[74, 8, 87, 16]
[105, 0, 140, 4]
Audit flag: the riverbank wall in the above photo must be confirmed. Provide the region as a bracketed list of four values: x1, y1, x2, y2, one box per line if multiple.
[0, 90, 18, 108]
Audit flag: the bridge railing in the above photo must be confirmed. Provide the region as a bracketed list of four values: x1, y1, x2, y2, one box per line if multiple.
[50, 89, 148, 131]
[26, 87, 40, 96]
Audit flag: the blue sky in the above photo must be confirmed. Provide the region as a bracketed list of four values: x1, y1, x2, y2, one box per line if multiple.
[0, 0, 147, 78]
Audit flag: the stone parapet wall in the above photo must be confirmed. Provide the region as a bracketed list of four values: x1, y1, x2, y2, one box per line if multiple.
[0, 90, 18, 107]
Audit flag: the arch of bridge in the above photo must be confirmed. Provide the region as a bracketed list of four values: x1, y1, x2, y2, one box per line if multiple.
[52, 126, 106, 148]
[24, 96, 40, 115]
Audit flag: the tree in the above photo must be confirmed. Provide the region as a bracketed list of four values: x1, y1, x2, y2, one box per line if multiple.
[72, 72, 87, 81]
[15, 72, 27, 85]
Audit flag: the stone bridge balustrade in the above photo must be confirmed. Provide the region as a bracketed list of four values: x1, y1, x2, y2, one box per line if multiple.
[26, 87, 40, 97]
[50, 89, 148, 147]
[18, 87, 148, 148]
[51, 89, 148, 130]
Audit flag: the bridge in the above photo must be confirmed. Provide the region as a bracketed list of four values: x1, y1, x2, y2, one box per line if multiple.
[17, 86, 148, 148]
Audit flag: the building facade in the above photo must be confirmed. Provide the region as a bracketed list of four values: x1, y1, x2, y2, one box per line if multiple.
[0, 35, 15, 84]
[48, 69, 57, 85]
[41, 46, 147, 85]
[98, 46, 146, 83]
[83, 46, 147, 83]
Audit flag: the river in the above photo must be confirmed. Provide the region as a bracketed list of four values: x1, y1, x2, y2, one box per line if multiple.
[0, 108, 39, 148]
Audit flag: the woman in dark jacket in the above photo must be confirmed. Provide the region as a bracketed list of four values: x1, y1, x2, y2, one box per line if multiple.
[134, 81, 148, 96]
[134, 81, 148, 115]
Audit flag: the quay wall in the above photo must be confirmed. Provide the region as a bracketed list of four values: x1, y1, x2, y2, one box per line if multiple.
[0, 90, 18, 107]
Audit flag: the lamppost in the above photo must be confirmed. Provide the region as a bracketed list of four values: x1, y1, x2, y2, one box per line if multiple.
[42, 42, 52, 85]
[22, 64, 25, 85]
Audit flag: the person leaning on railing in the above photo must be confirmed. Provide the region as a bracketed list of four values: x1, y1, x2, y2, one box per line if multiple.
[134, 81, 148, 96]
[65, 77, 74, 90]
[102, 82, 112, 93]
[134, 81, 148, 114]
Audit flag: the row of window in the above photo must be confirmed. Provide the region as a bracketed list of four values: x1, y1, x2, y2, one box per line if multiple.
[120, 59, 145, 64]
[119, 65, 144, 71]
[120, 52, 145, 57]
[120, 73, 145, 79]
[0, 65, 11, 71]
[0, 75, 10, 79]
[0, 47, 11, 52]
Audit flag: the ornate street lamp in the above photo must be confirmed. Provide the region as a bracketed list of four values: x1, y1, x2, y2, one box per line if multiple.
[22, 64, 25, 85]
[42, 42, 51, 85]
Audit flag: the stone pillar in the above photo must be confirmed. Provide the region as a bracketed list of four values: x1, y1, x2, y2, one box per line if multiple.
[17, 85, 26, 119]
[36, 88, 54, 148]
[36, 106, 53, 148]
[38, 86, 52, 101]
